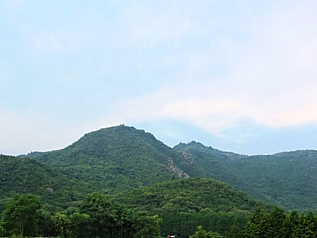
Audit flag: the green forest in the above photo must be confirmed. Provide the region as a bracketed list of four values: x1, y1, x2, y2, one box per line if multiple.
[1, 125, 317, 237]
[2, 190, 317, 237]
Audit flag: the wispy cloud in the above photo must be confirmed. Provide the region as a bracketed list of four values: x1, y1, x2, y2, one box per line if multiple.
[1, 0, 317, 154]
[108, 0, 317, 136]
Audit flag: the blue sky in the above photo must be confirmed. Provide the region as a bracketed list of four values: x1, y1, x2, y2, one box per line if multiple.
[1, 0, 317, 155]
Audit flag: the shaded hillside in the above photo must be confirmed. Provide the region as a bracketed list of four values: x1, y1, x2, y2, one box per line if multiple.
[174, 142, 317, 211]
[0, 155, 94, 213]
[27, 125, 188, 193]
[114, 178, 267, 214]
[114, 178, 269, 238]
[174, 142, 249, 190]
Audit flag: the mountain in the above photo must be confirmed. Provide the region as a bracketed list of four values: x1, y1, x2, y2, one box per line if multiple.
[174, 141, 317, 211]
[18, 125, 317, 211]
[26, 125, 189, 193]
[0, 154, 94, 213]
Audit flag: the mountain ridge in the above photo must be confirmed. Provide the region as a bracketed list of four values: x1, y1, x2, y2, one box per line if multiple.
[7, 124, 317, 211]
[174, 141, 317, 211]
[26, 125, 189, 193]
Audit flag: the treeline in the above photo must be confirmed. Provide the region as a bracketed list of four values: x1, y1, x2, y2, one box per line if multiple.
[243, 207, 317, 238]
[159, 211, 248, 237]
[0, 193, 161, 238]
[187, 207, 317, 238]
[2, 194, 317, 238]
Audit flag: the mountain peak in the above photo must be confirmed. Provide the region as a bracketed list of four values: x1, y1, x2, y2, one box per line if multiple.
[174, 141, 214, 151]
[26, 124, 187, 193]
[68, 124, 159, 152]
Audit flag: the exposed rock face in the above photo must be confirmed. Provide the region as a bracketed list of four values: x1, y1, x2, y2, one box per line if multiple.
[168, 159, 189, 178]
[180, 152, 194, 165]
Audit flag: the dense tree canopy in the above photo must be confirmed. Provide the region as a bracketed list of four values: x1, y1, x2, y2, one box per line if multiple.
[1, 194, 41, 237]
[175, 141, 317, 211]
[1, 192, 162, 238]
[189, 226, 223, 238]
[244, 207, 317, 238]
[1, 192, 317, 238]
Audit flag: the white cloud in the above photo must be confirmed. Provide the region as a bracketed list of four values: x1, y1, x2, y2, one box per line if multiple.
[2, 1, 317, 154]
[107, 0, 317, 136]
[114, 2, 194, 50]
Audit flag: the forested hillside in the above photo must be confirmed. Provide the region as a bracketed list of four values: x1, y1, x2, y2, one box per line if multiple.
[114, 178, 265, 213]
[175, 142, 317, 211]
[0, 155, 94, 212]
[27, 125, 188, 193]
[12, 125, 317, 212]
[114, 178, 270, 237]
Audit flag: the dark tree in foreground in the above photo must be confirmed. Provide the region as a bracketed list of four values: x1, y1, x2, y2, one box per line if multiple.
[1, 194, 41, 237]
[243, 207, 317, 238]
[189, 226, 223, 238]
[79, 192, 162, 238]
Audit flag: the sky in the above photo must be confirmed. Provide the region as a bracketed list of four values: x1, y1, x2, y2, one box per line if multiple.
[1, 0, 317, 155]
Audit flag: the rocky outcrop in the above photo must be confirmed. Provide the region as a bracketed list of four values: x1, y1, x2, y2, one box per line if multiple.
[168, 159, 189, 178]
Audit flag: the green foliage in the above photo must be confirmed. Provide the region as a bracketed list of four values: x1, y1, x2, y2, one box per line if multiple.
[79, 192, 123, 237]
[15, 125, 317, 212]
[50, 211, 91, 238]
[1, 194, 41, 237]
[243, 206, 287, 237]
[1, 124, 317, 238]
[175, 142, 317, 211]
[26, 125, 182, 195]
[133, 214, 162, 238]
[51, 212, 72, 237]
[114, 178, 265, 237]
[1, 192, 163, 237]
[0, 154, 94, 214]
[0, 224, 4, 237]
[159, 210, 248, 238]
[244, 207, 317, 238]
[189, 226, 223, 238]
[2, 124, 317, 238]
[228, 219, 243, 238]
[115, 178, 267, 214]
[3, 192, 317, 238]
[78, 192, 162, 238]
[292, 211, 317, 238]
[37, 210, 56, 237]
[68, 212, 91, 238]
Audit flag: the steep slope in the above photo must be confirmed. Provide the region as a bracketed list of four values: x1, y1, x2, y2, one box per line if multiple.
[0, 155, 94, 213]
[174, 142, 317, 211]
[174, 141, 248, 189]
[27, 125, 188, 193]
